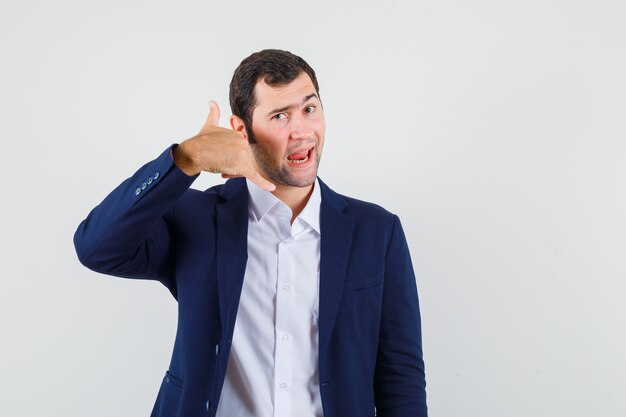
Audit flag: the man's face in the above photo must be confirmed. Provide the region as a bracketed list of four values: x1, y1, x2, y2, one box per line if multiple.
[247, 72, 325, 188]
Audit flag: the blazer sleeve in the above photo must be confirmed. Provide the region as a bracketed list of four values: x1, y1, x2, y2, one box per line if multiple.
[73, 145, 198, 296]
[374, 214, 428, 417]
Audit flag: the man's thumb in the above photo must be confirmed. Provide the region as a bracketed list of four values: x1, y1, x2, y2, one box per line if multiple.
[202, 100, 221, 130]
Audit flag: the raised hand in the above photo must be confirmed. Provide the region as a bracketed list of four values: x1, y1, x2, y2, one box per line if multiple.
[173, 101, 275, 191]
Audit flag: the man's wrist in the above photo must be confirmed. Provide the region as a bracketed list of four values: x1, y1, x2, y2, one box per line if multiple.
[172, 143, 201, 177]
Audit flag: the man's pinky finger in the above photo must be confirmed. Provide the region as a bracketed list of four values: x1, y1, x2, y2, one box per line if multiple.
[250, 173, 275, 192]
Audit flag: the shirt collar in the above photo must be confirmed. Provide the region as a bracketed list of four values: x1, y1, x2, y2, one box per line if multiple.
[297, 178, 321, 234]
[246, 178, 321, 235]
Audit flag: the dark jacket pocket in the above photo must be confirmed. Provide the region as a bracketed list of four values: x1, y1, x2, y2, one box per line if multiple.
[343, 274, 382, 293]
[165, 370, 184, 388]
[151, 371, 184, 417]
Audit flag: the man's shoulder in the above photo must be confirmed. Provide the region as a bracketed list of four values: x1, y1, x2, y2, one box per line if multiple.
[173, 180, 241, 213]
[339, 192, 394, 218]
[319, 179, 396, 224]
[179, 183, 226, 200]
[182, 178, 247, 200]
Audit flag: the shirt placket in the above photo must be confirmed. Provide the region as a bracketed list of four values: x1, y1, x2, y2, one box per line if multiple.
[274, 212, 295, 417]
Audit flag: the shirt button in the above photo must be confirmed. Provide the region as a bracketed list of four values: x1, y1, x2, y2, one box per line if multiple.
[279, 383, 287, 389]
[282, 285, 289, 291]
[282, 334, 289, 341]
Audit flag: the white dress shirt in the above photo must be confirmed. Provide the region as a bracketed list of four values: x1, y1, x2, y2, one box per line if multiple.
[215, 178, 323, 417]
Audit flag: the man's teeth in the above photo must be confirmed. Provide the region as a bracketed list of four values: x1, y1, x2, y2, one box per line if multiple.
[289, 154, 309, 163]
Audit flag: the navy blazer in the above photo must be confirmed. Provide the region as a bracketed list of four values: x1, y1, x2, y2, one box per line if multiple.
[74, 146, 427, 417]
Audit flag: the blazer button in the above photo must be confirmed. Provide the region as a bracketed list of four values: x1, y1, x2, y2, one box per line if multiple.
[215, 344, 219, 355]
[206, 400, 211, 411]
[154, 172, 160, 179]
[134, 188, 141, 195]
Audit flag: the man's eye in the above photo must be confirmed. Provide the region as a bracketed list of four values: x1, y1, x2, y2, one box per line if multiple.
[305, 106, 316, 113]
[273, 113, 287, 120]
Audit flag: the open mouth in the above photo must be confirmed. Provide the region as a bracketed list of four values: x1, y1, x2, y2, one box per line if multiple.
[287, 147, 313, 164]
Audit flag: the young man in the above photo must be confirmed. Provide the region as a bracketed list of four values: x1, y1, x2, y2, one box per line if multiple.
[74, 49, 427, 417]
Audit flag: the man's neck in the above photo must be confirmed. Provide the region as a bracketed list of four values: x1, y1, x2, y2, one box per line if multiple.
[272, 183, 315, 224]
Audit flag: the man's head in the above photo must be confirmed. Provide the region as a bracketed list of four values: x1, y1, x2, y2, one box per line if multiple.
[229, 49, 320, 142]
[229, 49, 325, 188]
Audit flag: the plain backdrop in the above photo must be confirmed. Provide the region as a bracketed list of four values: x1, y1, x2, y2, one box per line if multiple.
[1, 0, 625, 416]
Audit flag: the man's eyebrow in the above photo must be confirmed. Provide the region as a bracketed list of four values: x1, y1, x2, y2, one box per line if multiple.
[266, 93, 319, 117]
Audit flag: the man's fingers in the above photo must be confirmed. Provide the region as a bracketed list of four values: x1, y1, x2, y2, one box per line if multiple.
[194, 121, 274, 191]
[221, 170, 275, 192]
[248, 171, 276, 192]
[245, 155, 275, 191]
[201, 100, 221, 131]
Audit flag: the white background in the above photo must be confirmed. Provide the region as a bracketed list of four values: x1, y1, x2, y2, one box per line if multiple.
[1, 0, 625, 416]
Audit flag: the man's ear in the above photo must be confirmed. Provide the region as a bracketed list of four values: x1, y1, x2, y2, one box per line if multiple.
[230, 115, 248, 140]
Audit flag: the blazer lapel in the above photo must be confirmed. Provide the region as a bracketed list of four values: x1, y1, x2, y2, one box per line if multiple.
[215, 178, 249, 335]
[318, 178, 355, 357]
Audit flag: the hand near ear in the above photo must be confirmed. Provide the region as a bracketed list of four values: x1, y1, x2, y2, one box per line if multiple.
[173, 101, 276, 192]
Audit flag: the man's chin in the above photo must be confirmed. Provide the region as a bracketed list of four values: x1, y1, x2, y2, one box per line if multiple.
[277, 177, 316, 188]
[274, 170, 318, 188]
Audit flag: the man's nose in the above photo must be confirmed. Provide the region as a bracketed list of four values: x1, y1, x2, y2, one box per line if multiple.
[289, 116, 314, 140]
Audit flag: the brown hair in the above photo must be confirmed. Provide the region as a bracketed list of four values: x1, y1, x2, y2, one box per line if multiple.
[229, 49, 320, 143]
